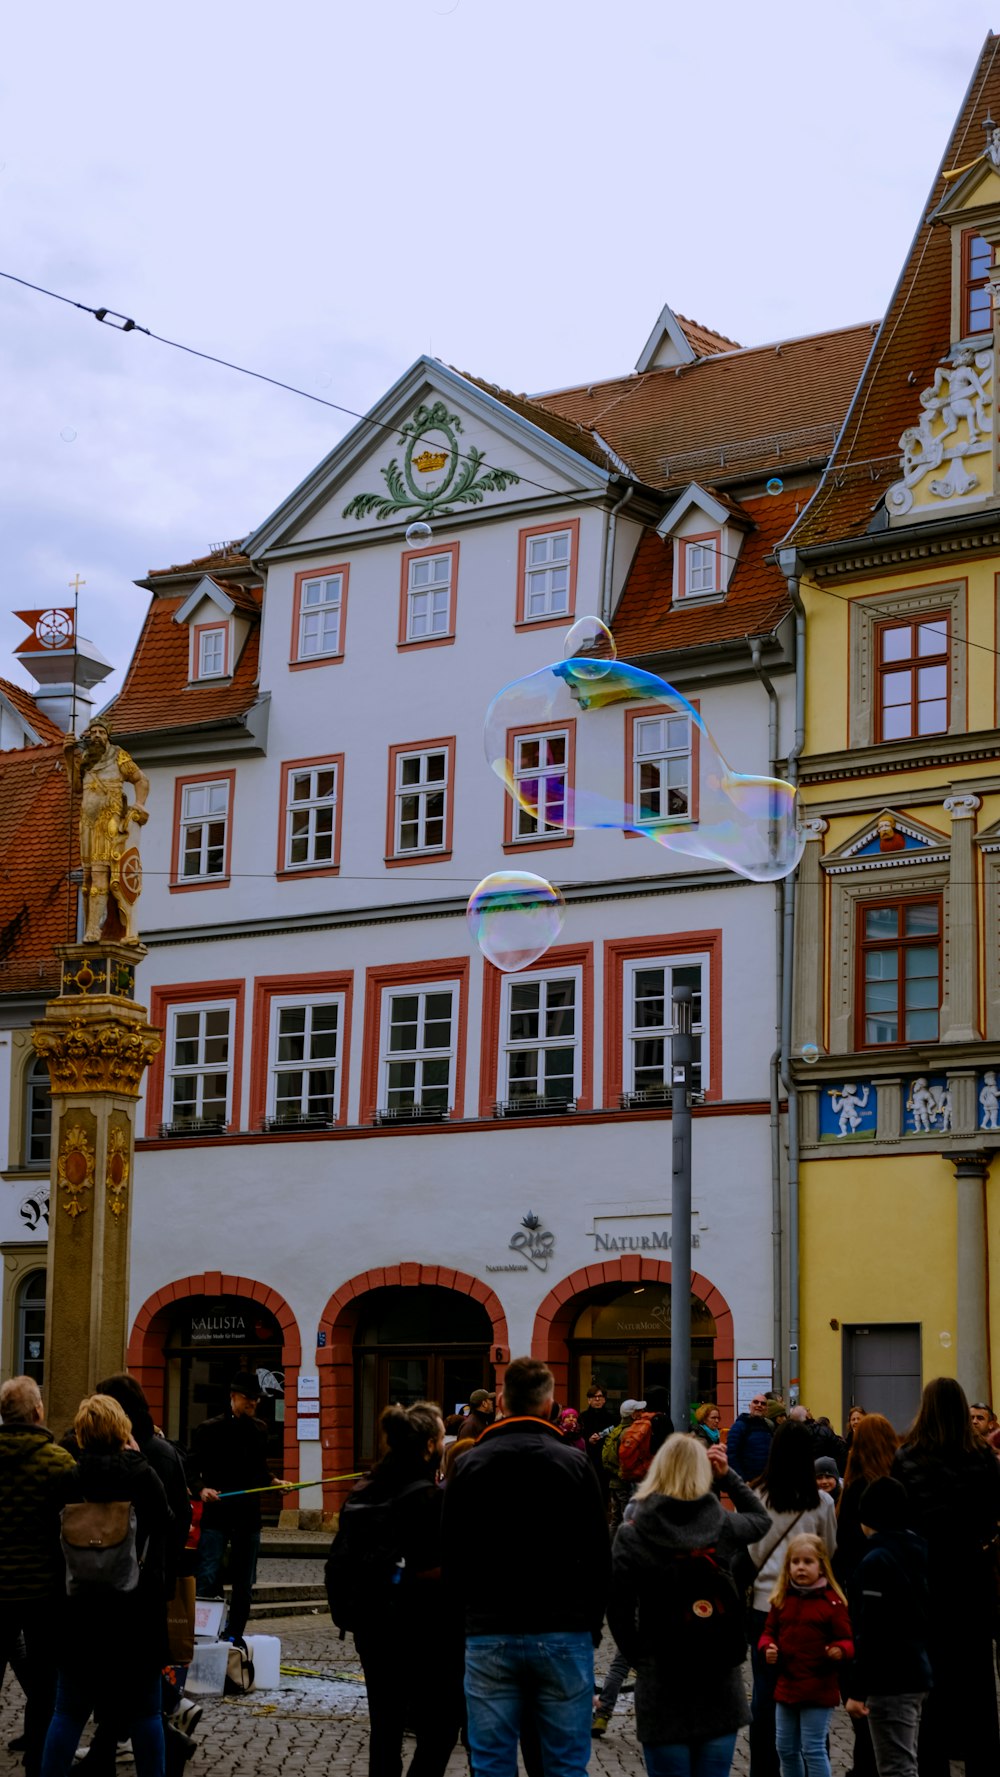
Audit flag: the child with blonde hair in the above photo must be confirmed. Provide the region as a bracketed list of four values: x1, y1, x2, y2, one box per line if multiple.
[759, 1533, 853, 1777]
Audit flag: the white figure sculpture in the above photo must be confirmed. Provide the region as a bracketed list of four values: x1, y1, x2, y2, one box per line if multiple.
[981, 1071, 1000, 1131]
[907, 1077, 938, 1133]
[937, 1087, 952, 1133]
[830, 1083, 870, 1138]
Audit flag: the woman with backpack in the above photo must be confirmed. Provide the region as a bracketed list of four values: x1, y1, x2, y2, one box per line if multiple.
[745, 1422, 837, 1777]
[326, 1400, 464, 1777]
[41, 1394, 172, 1777]
[608, 1430, 770, 1775]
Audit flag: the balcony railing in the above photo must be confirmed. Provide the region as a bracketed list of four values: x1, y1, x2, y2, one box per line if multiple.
[493, 1095, 576, 1119]
[261, 1112, 335, 1133]
[159, 1116, 227, 1139]
[374, 1103, 448, 1126]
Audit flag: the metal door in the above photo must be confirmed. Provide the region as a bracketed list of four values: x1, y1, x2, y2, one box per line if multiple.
[843, 1323, 921, 1432]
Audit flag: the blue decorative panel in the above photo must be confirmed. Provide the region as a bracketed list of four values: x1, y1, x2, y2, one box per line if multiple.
[819, 1083, 877, 1141]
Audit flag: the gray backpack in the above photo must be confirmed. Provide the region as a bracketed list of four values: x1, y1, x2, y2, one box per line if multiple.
[60, 1499, 142, 1593]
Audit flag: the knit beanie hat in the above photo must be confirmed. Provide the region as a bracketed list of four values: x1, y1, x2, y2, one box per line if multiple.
[765, 1401, 787, 1423]
[814, 1456, 840, 1480]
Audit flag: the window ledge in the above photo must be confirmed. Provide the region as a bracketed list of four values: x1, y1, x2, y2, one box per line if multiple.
[276, 865, 340, 881]
[383, 851, 453, 869]
[672, 591, 726, 607]
[169, 877, 231, 893]
[186, 675, 233, 688]
[502, 836, 574, 853]
[397, 634, 455, 652]
[514, 615, 575, 632]
[289, 653, 345, 671]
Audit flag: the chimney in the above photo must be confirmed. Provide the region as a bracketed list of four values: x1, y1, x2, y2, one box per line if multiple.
[14, 630, 113, 734]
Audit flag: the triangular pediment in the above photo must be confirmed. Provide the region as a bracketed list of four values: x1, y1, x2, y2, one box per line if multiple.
[822, 808, 950, 872]
[636, 304, 697, 372]
[975, 814, 1000, 851]
[243, 358, 613, 559]
[656, 482, 751, 537]
[174, 576, 235, 625]
[933, 154, 1000, 222]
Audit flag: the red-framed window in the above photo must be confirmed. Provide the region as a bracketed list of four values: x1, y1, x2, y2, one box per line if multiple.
[962, 228, 993, 336]
[192, 622, 229, 681]
[515, 519, 580, 628]
[248, 971, 354, 1129]
[603, 932, 723, 1106]
[678, 532, 721, 599]
[145, 980, 246, 1136]
[857, 897, 941, 1048]
[289, 564, 350, 669]
[170, 771, 236, 891]
[398, 541, 459, 649]
[502, 720, 576, 851]
[384, 737, 456, 866]
[276, 755, 344, 878]
[623, 703, 700, 835]
[876, 614, 949, 742]
[358, 958, 471, 1123]
[478, 943, 594, 1118]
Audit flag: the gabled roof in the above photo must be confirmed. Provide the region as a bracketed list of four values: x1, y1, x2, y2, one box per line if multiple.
[612, 484, 807, 658]
[656, 483, 752, 537]
[110, 587, 262, 738]
[0, 678, 65, 746]
[635, 304, 741, 372]
[787, 32, 1000, 550]
[174, 575, 252, 625]
[535, 323, 877, 491]
[0, 744, 74, 996]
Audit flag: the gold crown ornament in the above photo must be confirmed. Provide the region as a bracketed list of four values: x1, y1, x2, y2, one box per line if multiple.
[413, 449, 448, 473]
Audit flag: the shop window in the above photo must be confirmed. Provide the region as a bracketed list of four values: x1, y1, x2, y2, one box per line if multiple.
[24, 1055, 51, 1167]
[858, 897, 941, 1046]
[163, 1296, 285, 1487]
[17, 1269, 46, 1385]
[354, 1285, 492, 1467]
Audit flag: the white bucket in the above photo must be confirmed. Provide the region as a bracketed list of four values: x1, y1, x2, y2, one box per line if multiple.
[186, 1641, 229, 1696]
[247, 1634, 281, 1689]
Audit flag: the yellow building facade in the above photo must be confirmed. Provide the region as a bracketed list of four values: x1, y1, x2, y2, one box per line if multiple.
[783, 38, 1000, 1428]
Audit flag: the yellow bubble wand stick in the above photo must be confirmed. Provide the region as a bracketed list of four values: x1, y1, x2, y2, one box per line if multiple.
[215, 1471, 363, 1498]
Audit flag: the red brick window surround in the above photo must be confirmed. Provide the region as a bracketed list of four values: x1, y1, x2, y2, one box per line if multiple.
[170, 771, 236, 891]
[192, 621, 229, 681]
[290, 563, 350, 669]
[624, 703, 700, 835]
[857, 896, 942, 1048]
[385, 737, 456, 866]
[503, 719, 576, 852]
[603, 932, 723, 1107]
[146, 980, 246, 1137]
[962, 228, 993, 336]
[249, 971, 354, 1130]
[479, 944, 594, 1118]
[277, 755, 344, 878]
[516, 519, 580, 629]
[875, 614, 949, 743]
[359, 958, 470, 1123]
[398, 541, 459, 650]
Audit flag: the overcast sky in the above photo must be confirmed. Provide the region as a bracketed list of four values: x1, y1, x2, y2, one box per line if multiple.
[1, 0, 997, 706]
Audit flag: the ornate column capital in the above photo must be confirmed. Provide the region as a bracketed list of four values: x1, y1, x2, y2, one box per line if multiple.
[802, 818, 829, 842]
[951, 1151, 994, 1180]
[944, 794, 982, 820]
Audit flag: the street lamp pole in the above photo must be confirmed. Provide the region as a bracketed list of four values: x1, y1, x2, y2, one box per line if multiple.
[670, 985, 693, 1433]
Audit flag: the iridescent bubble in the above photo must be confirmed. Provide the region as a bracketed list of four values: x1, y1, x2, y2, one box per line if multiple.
[562, 615, 617, 679]
[484, 658, 804, 883]
[467, 871, 565, 971]
[766, 476, 783, 495]
[405, 521, 433, 546]
[799, 1042, 820, 1065]
[60, 427, 77, 443]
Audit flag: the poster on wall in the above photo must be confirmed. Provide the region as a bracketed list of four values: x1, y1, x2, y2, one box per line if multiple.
[736, 1359, 774, 1416]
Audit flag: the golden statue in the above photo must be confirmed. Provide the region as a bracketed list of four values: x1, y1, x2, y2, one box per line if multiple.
[63, 720, 150, 945]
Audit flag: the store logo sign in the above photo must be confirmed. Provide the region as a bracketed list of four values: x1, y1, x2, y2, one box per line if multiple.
[508, 1212, 555, 1272]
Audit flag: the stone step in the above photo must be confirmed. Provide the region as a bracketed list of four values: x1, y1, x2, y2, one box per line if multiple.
[224, 1580, 324, 1606]
[246, 1596, 327, 1622]
[258, 1534, 330, 1559]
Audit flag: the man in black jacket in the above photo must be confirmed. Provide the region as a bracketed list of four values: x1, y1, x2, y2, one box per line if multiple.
[442, 1356, 610, 1777]
[191, 1372, 286, 1641]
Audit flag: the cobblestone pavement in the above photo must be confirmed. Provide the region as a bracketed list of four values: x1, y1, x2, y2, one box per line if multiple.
[0, 1612, 856, 1777]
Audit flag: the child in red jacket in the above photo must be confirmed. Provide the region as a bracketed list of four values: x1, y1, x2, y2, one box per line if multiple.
[760, 1534, 854, 1777]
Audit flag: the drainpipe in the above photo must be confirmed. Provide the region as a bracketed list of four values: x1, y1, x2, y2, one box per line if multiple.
[777, 548, 806, 1406]
[749, 636, 784, 1394]
[600, 483, 634, 626]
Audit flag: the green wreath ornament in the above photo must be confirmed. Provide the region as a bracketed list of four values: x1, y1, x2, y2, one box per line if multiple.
[343, 401, 520, 521]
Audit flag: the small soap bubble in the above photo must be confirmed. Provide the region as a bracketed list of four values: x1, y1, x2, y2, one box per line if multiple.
[799, 1043, 820, 1065]
[766, 476, 783, 495]
[405, 521, 433, 546]
[467, 871, 565, 972]
[60, 427, 77, 443]
[562, 616, 617, 679]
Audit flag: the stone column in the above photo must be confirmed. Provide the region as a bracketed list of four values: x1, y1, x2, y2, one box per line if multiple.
[952, 1153, 990, 1404]
[32, 942, 161, 1437]
[792, 819, 828, 1060]
[941, 795, 981, 1043]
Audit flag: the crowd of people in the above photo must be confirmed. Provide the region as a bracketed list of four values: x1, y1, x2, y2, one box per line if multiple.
[0, 1367, 288, 1777]
[329, 1366, 1000, 1777]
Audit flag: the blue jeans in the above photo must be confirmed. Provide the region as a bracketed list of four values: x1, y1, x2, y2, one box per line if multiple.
[642, 1733, 738, 1777]
[197, 1523, 260, 1642]
[41, 1667, 163, 1777]
[775, 1704, 831, 1777]
[464, 1632, 594, 1777]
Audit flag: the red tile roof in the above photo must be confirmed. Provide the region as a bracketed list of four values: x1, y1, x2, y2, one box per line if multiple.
[110, 587, 262, 737]
[0, 678, 65, 745]
[612, 485, 809, 657]
[789, 34, 1000, 548]
[0, 745, 75, 995]
[145, 544, 250, 580]
[676, 314, 742, 357]
[536, 323, 877, 491]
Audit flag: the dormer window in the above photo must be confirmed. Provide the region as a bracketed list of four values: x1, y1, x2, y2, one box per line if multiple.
[681, 535, 719, 598]
[195, 624, 228, 680]
[962, 230, 993, 335]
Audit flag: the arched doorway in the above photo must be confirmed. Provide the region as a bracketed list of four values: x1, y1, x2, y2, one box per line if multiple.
[533, 1259, 735, 1425]
[354, 1286, 493, 1467]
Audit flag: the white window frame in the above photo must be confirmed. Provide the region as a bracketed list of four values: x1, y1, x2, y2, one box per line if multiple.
[298, 573, 344, 660]
[406, 552, 453, 641]
[524, 529, 573, 621]
[378, 981, 459, 1113]
[180, 780, 230, 880]
[164, 1000, 236, 1126]
[394, 748, 449, 855]
[24, 1055, 51, 1168]
[196, 625, 227, 680]
[267, 992, 343, 1123]
[683, 538, 718, 597]
[513, 727, 569, 839]
[632, 713, 692, 825]
[499, 966, 582, 1105]
[623, 954, 710, 1095]
[284, 762, 339, 870]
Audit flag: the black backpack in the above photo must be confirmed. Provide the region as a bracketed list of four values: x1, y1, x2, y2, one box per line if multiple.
[325, 1479, 428, 1634]
[637, 1544, 747, 1671]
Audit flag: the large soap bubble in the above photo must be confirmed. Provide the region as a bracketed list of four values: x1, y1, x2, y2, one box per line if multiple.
[484, 631, 803, 883]
[562, 615, 616, 677]
[467, 871, 565, 971]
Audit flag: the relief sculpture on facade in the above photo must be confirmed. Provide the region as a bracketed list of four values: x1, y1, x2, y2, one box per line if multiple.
[886, 348, 994, 518]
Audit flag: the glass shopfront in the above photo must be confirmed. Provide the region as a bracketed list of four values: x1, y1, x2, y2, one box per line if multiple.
[354, 1285, 492, 1467]
[163, 1295, 286, 1498]
[569, 1282, 717, 1421]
